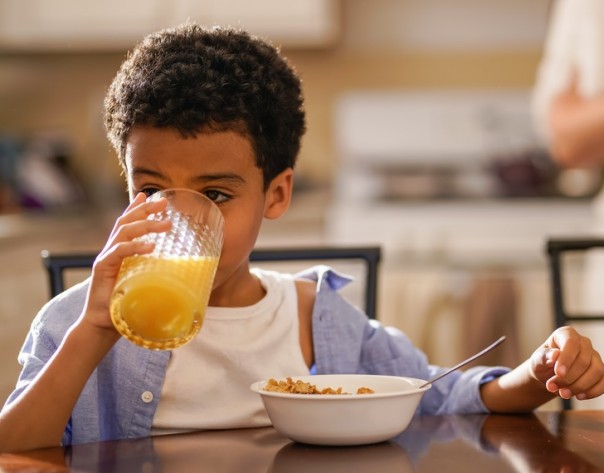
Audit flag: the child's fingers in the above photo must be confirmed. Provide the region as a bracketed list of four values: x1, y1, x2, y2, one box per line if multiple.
[577, 371, 604, 400]
[119, 198, 167, 227]
[90, 240, 156, 294]
[554, 336, 594, 385]
[530, 346, 559, 384]
[96, 240, 155, 270]
[130, 191, 147, 207]
[537, 347, 559, 368]
[547, 327, 583, 379]
[107, 194, 168, 239]
[85, 239, 157, 329]
[111, 217, 171, 245]
[112, 193, 148, 228]
[548, 351, 604, 398]
[564, 351, 604, 400]
[106, 197, 169, 245]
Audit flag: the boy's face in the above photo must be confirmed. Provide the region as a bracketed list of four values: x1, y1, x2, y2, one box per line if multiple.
[124, 126, 292, 300]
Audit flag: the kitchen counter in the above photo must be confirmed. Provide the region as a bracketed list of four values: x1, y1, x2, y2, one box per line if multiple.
[325, 197, 595, 266]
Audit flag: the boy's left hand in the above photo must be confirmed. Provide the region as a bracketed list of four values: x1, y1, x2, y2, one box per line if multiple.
[530, 326, 604, 400]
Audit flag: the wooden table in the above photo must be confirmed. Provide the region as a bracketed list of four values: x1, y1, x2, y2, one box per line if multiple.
[1, 410, 603, 472]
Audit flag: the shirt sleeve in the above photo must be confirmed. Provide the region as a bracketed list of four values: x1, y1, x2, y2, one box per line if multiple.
[3, 284, 89, 445]
[310, 266, 511, 415]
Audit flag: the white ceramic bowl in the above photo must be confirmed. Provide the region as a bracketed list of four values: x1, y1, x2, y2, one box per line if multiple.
[250, 374, 430, 446]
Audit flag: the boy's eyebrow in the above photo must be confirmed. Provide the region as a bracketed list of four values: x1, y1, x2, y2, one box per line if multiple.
[131, 166, 164, 179]
[131, 166, 246, 184]
[191, 173, 246, 185]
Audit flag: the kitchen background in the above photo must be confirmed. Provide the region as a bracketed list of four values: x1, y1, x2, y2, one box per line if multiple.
[0, 0, 601, 409]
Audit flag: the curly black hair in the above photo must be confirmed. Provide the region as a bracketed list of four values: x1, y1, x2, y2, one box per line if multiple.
[104, 24, 306, 189]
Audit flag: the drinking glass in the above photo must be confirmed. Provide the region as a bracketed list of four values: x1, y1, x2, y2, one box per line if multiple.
[110, 188, 224, 350]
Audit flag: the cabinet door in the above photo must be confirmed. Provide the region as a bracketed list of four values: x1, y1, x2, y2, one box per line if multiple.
[0, 0, 339, 51]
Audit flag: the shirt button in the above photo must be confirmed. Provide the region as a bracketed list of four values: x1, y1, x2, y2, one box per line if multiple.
[141, 391, 154, 403]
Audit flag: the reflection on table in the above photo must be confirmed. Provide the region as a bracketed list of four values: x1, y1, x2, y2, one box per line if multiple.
[1, 410, 603, 472]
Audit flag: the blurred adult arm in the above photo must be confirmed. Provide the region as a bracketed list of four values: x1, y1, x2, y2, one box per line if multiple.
[548, 72, 604, 167]
[532, 0, 604, 167]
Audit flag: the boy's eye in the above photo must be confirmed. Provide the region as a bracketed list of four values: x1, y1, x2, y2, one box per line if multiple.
[140, 187, 160, 198]
[204, 190, 230, 204]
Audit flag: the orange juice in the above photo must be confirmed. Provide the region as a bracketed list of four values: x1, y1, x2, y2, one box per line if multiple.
[110, 254, 219, 350]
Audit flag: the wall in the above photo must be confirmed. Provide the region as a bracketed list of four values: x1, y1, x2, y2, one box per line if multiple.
[0, 0, 550, 201]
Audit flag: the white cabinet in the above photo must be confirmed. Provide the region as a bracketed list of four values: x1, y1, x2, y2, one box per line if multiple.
[0, 0, 340, 51]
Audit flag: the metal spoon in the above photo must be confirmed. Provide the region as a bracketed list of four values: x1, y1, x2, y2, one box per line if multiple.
[419, 335, 506, 388]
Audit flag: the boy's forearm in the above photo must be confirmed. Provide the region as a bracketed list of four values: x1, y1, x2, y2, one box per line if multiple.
[480, 360, 556, 413]
[0, 319, 119, 453]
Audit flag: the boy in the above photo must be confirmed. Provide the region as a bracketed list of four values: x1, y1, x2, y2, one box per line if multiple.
[1, 24, 603, 453]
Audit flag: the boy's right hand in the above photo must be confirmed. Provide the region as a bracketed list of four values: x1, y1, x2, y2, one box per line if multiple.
[81, 192, 171, 333]
[0, 192, 172, 453]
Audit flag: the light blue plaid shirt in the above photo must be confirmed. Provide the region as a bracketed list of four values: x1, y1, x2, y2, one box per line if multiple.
[6, 266, 509, 445]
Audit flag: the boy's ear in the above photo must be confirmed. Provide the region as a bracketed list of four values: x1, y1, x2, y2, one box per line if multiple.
[264, 168, 294, 220]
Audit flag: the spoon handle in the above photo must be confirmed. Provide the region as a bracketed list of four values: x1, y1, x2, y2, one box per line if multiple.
[419, 335, 507, 389]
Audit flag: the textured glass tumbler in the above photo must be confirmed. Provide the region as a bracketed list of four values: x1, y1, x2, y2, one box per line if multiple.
[110, 188, 224, 350]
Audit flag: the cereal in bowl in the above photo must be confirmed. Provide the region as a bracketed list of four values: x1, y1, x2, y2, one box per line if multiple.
[263, 377, 375, 395]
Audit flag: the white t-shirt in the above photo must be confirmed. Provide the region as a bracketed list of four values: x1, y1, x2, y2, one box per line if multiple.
[152, 268, 310, 434]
